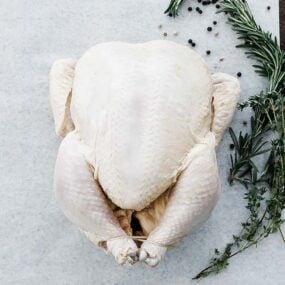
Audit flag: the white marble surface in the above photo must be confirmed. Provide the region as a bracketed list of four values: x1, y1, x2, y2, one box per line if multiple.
[0, 0, 284, 284]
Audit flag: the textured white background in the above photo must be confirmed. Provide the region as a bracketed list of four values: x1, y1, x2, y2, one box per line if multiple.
[0, 0, 284, 284]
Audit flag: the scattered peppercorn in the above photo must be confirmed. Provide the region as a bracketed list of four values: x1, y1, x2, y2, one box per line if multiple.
[219, 58, 225, 62]
[237, 72, 242, 77]
[216, 4, 220, 9]
[230, 144, 235, 150]
[207, 27, 212, 32]
[206, 50, 211, 55]
[188, 6, 193, 12]
[169, 13, 173, 17]
[267, 6, 271, 10]
[213, 21, 217, 25]
[188, 39, 193, 44]
[212, 0, 218, 3]
[196, 7, 203, 14]
[163, 32, 168, 37]
[192, 43, 196, 47]
[243, 121, 247, 126]
[198, 0, 202, 3]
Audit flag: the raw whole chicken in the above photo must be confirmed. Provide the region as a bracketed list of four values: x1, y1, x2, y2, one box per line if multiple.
[49, 40, 240, 267]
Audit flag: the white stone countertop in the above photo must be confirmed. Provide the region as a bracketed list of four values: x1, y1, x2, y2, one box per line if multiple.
[0, 0, 283, 284]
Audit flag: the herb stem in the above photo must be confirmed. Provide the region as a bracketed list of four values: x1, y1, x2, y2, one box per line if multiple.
[278, 226, 285, 243]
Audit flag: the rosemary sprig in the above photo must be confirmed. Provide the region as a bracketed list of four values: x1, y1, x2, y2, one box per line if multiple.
[164, 0, 185, 17]
[163, 0, 285, 279]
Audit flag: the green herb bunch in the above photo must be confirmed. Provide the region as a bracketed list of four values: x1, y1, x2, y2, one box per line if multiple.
[164, 0, 285, 280]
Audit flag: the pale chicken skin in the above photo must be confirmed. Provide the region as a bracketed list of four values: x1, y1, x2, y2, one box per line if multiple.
[49, 40, 240, 266]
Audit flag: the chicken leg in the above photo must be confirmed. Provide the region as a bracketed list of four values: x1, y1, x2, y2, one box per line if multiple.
[139, 132, 220, 267]
[54, 132, 138, 264]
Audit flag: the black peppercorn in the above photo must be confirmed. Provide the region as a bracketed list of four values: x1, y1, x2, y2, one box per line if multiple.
[188, 6, 193, 12]
[188, 39, 193, 44]
[237, 72, 242, 77]
[267, 6, 271, 10]
[206, 50, 211, 55]
[207, 27, 212, 32]
[213, 21, 217, 25]
[192, 43, 196, 47]
[216, 4, 220, 9]
[230, 144, 235, 150]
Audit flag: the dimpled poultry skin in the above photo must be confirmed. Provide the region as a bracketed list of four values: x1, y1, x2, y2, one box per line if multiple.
[49, 40, 240, 267]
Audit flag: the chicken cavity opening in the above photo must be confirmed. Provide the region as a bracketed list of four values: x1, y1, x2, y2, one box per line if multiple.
[110, 188, 172, 240]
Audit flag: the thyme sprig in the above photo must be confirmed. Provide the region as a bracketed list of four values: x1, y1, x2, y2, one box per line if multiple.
[163, 0, 285, 279]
